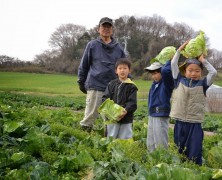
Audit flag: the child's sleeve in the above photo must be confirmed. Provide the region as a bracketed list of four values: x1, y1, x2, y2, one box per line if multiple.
[202, 59, 217, 86]
[171, 50, 180, 79]
[102, 84, 111, 102]
[124, 85, 138, 113]
[161, 60, 174, 88]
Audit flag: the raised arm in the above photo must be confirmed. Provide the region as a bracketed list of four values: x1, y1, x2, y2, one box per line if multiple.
[171, 41, 189, 79]
[198, 54, 217, 86]
[171, 50, 180, 79]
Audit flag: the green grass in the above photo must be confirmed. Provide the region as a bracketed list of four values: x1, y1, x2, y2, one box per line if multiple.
[0, 71, 221, 99]
[0, 72, 79, 96]
[0, 72, 150, 99]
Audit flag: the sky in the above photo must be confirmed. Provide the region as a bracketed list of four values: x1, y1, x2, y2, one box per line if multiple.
[1, 0, 222, 61]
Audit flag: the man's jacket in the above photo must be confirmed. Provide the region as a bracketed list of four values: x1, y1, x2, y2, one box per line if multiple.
[78, 37, 125, 91]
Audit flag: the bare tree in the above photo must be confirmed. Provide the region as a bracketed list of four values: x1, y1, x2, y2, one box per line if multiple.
[33, 50, 59, 68]
[172, 22, 195, 44]
[48, 24, 86, 51]
[208, 49, 222, 69]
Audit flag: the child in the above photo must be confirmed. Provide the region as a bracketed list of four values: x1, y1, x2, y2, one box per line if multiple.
[145, 60, 174, 152]
[170, 41, 217, 165]
[102, 58, 138, 139]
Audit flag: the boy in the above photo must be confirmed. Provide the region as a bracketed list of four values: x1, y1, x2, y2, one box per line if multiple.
[102, 58, 138, 139]
[170, 41, 217, 165]
[145, 60, 174, 152]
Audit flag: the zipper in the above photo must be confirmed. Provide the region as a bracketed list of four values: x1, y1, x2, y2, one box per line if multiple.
[117, 82, 123, 104]
[189, 79, 192, 87]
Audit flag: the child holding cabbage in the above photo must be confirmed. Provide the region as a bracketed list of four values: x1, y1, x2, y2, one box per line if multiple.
[170, 37, 217, 165]
[100, 58, 138, 139]
[145, 46, 175, 152]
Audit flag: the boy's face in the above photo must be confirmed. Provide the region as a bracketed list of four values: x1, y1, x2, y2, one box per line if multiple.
[115, 64, 130, 81]
[185, 64, 202, 80]
[150, 71, 162, 82]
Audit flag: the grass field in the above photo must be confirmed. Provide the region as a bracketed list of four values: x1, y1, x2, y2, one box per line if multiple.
[0, 72, 151, 99]
[0, 72, 77, 95]
[0, 71, 222, 99]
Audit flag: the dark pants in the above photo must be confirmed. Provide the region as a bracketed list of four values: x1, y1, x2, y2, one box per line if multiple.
[174, 120, 203, 165]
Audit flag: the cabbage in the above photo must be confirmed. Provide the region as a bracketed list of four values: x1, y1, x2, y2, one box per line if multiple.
[212, 169, 222, 179]
[151, 46, 176, 64]
[98, 98, 125, 122]
[181, 31, 208, 58]
[207, 145, 222, 168]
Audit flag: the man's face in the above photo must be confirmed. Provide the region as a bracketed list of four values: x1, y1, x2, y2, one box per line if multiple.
[98, 23, 113, 37]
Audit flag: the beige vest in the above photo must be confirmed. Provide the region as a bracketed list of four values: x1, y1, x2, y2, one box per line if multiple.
[170, 83, 206, 123]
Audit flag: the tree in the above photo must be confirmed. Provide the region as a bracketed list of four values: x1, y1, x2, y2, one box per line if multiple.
[209, 49, 222, 69]
[24, 15, 222, 75]
[48, 24, 87, 51]
[33, 50, 58, 68]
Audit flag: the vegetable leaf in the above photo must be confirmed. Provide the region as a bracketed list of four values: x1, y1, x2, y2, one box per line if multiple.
[98, 98, 125, 123]
[151, 46, 176, 64]
[181, 31, 208, 58]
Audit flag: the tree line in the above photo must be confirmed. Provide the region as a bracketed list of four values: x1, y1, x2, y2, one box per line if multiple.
[1, 15, 222, 76]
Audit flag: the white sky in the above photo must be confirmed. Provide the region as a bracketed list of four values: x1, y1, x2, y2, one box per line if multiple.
[1, 0, 222, 61]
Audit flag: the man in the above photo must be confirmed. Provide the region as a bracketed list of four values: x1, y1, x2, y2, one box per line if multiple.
[77, 17, 126, 132]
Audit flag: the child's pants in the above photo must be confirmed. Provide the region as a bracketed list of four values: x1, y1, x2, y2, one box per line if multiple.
[107, 123, 133, 139]
[174, 120, 203, 165]
[147, 116, 169, 152]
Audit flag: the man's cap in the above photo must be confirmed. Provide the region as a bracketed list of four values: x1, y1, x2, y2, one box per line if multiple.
[99, 17, 113, 26]
[144, 62, 163, 71]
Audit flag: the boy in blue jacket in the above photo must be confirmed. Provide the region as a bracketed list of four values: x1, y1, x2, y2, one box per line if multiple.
[145, 60, 174, 152]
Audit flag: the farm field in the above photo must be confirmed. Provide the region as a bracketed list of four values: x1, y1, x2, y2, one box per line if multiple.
[0, 72, 222, 179]
[0, 72, 150, 99]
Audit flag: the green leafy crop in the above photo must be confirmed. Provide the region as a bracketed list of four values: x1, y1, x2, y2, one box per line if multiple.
[151, 46, 176, 64]
[98, 98, 125, 123]
[181, 31, 208, 58]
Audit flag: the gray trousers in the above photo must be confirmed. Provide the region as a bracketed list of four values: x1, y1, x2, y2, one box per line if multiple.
[146, 116, 169, 152]
[80, 90, 104, 127]
[107, 123, 133, 139]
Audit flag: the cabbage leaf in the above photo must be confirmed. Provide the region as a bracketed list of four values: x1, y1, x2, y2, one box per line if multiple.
[151, 46, 176, 64]
[98, 98, 125, 123]
[181, 31, 208, 58]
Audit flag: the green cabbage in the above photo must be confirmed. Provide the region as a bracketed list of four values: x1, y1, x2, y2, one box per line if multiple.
[181, 31, 208, 58]
[151, 46, 176, 64]
[98, 98, 125, 122]
[212, 169, 222, 179]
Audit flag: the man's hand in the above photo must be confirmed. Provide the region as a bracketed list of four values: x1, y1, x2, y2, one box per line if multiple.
[77, 80, 87, 94]
[79, 84, 87, 94]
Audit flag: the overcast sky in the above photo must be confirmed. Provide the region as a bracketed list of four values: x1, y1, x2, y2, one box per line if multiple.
[1, 0, 222, 61]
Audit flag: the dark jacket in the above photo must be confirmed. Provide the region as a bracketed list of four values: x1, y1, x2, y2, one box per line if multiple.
[78, 37, 125, 92]
[102, 78, 138, 124]
[148, 60, 174, 117]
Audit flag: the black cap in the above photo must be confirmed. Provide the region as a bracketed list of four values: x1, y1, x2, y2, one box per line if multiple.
[99, 17, 113, 26]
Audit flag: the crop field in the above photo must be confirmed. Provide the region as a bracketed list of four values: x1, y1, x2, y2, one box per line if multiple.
[0, 72, 222, 179]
